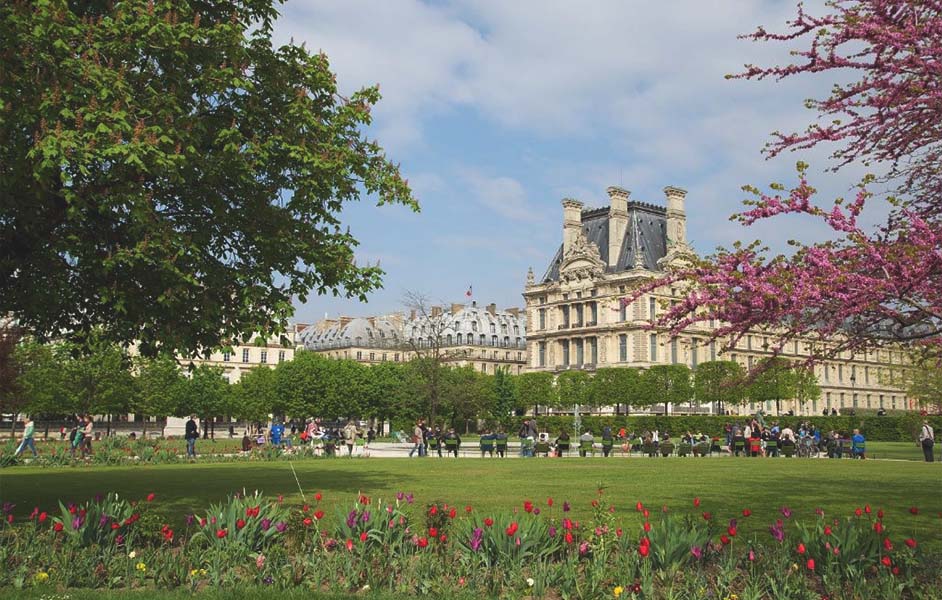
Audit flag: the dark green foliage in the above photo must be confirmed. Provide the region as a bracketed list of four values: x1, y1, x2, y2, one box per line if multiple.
[0, 0, 416, 357]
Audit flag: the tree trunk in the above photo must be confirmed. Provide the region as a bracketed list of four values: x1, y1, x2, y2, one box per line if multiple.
[142, 417, 147, 437]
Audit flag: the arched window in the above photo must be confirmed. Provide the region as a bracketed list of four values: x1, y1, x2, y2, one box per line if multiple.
[491, 335, 498, 346]
[447, 334, 453, 345]
[457, 333, 463, 344]
[490, 323, 496, 334]
[479, 334, 486, 345]
[472, 321, 478, 332]
[504, 336, 510, 346]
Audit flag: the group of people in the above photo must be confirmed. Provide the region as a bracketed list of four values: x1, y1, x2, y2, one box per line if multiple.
[408, 420, 468, 458]
[721, 419, 867, 458]
[239, 419, 376, 456]
[13, 414, 95, 460]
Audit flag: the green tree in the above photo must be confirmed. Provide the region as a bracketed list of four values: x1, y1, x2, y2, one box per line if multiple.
[181, 364, 229, 437]
[1, 1, 416, 357]
[133, 355, 186, 435]
[557, 371, 591, 410]
[747, 357, 797, 415]
[515, 372, 557, 414]
[274, 351, 329, 419]
[440, 366, 495, 431]
[889, 358, 942, 413]
[12, 339, 68, 438]
[588, 367, 640, 413]
[492, 367, 517, 424]
[638, 365, 693, 414]
[694, 361, 746, 411]
[792, 365, 821, 410]
[230, 365, 278, 427]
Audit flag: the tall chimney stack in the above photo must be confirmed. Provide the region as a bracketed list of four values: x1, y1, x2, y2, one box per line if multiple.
[607, 186, 629, 268]
[561, 198, 584, 255]
[663, 186, 688, 247]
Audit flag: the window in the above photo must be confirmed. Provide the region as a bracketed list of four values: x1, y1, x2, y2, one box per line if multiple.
[747, 335, 752, 350]
[369, 352, 375, 361]
[826, 392, 832, 409]
[223, 352, 231, 362]
[575, 339, 584, 365]
[505, 352, 510, 360]
[589, 337, 598, 364]
[538, 343, 546, 367]
[491, 335, 498, 346]
[457, 333, 463, 344]
[514, 325, 519, 335]
[748, 355, 754, 369]
[561, 306, 570, 327]
[382, 353, 387, 361]
[472, 321, 478, 332]
[670, 338, 678, 364]
[619, 335, 628, 362]
[490, 323, 496, 334]
[395, 353, 400, 362]
[824, 364, 830, 382]
[649, 297, 656, 320]
[539, 309, 546, 330]
[479, 334, 486, 345]
[865, 366, 870, 384]
[260, 350, 267, 364]
[794, 341, 800, 355]
[649, 334, 657, 362]
[574, 304, 584, 326]
[517, 352, 522, 361]
[242, 348, 250, 363]
[562, 340, 570, 366]
[482, 363, 487, 373]
[619, 301, 627, 322]
[590, 302, 598, 324]
[838, 364, 843, 382]
[356, 351, 362, 360]
[278, 350, 286, 363]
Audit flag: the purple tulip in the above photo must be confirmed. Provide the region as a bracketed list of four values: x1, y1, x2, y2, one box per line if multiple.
[396, 492, 404, 501]
[1, 502, 15, 515]
[562, 502, 571, 513]
[115, 534, 125, 546]
[261, 518, 271, 531]
[768, 523, 785, 543]
[533, 507, 540, 515]
[405, 493, 414, 504]
[99, 515, 109, 527]
[185, 514, 195, 526]
[275, 522, 287, 533]
[548, 526, 557, 537]
[780, 506, 792, 519]
[72, 516, 83, 530]
[361, 511, 371, 523]
[690, 546, 703, 559]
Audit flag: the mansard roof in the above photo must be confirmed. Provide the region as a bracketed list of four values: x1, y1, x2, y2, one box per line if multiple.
[541, 202, 667, 283]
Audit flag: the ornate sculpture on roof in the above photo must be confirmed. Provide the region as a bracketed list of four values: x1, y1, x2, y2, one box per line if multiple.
[526, 266, 535, 286]
[559, 228, 605, 282]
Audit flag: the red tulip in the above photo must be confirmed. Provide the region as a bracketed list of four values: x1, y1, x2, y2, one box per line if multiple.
[440, 533, 448, 543]
[854, 508, 863, 517]
[642, 509, 650, 519]
[505, 522, 518, 536]
[882, 555, 892, 567]
[702, 512, 712, 521]
[523, 500, 533, 513]
[797, 543, 806, 554]
[877, 509, 884, 519]
[417, 537, 428, 548]
[236, 519, 246, 530]
[345, 539, 354, 551]
[38, 512, 47, 523]
[359, 531, 368, 542]
[639, 543, 650, 557]
[146, 493, 156, 502]
[883, 537, 893, 551]
[873, 521, 884, 534]
[693, 497, 701, 507]
[216, 529, 227, 538]
[892, 566, 900, 576]
[302, 518, 313, 527]
[905, 538, 917, 548]
[314, 510, 324, 520]
[483, 518, 494, 527]
[720, 534, 730, 545]
[806, 558, 815, 571]
[428, 527, 438, 538]
[314, 492, 322, 501]
[53, 522, 63, 532]
[465, 505, 472, 513]
[909, 506, 919, 515]
[824, 526, 832, 535]
[547, 498, 553, 507]
[741, 509, 751, 517]
[727, 526, 737, 537]
[643, 521, 651, 532]
[565, 532, 574, 544]
[429, 506, 438, 516]
[635, 501, 644, 512]
[864, 505, 871, 514]
[449, 508, 457, 519]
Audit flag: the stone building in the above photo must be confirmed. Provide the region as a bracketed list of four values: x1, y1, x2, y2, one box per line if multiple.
[523, 186, 913, 415]
[301, 301, 527, 374]
[180, 325, 305, 383]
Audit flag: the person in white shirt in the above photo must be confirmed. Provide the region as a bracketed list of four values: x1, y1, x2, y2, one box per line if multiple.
[919, 420, 935, 462]
[780, 426, 795, 442]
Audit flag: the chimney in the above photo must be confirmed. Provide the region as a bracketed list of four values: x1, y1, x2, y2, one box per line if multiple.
[410, 309, 417, 321]
[607, 186, 629, 268]
[486, 303, 497, 316]
[431, 306, 443, 318]
[664, 186, 688, 247]
[451, 303, 463, 315]
[505, 307, 519, 317]
[561, 198, 584, 255]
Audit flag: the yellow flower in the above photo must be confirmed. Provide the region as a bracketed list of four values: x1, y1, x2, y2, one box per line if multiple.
[135, 562, 147, 573]
[614, 586, 624, 598]
[190, 569, 199, 577]
[33, 572, 49, 584]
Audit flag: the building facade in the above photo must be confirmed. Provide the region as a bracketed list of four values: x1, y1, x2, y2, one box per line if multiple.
[180, 324, 305, 383]
[523, 186, 913, 415]
[301, 302, 528, 374]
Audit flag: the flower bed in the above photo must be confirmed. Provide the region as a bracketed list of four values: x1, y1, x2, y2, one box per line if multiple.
[0, 490, 937, 599]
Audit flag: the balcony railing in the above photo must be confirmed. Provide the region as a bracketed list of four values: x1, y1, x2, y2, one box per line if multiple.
[557, 324, 570, 330]
[306, 338, 527, 352]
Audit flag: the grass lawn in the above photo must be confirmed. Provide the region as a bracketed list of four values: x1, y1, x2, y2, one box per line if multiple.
[2, 452, 940, 549]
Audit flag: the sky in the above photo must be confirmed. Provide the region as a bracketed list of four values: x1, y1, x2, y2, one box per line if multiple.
[273, 0, 881, 324]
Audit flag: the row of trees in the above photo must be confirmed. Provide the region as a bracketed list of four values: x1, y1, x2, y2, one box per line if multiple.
[8, 333, 831, 432]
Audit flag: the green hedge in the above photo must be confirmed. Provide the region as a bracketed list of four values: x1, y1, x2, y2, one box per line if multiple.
[506, 415, 942, 442]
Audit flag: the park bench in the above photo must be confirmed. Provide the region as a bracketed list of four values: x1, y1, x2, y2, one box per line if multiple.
[479, 437, 494, 457]
[579, 439, 595, 457]
[534, 441, 551, 457]
[659, 441, 675, 457]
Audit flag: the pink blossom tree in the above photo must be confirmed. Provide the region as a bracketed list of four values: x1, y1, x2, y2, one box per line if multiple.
[636, 0, 942, 362]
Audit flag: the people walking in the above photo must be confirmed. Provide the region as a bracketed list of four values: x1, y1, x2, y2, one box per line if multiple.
[343, 421, 358, 456]
[919, 420, 935, 462]
[185, 415, 200, 458]
[14, 416, 37, 458]
[409, 420, 424, 457]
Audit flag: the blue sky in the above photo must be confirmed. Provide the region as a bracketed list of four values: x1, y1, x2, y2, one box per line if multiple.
[273, 1, 879, 324]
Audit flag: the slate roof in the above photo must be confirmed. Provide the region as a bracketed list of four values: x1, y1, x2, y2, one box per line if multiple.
[541, 202, 668, 283]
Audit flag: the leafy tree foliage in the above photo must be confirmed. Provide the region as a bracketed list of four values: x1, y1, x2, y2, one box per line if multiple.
[491, 366, 517, 424]
[638, 365, 693, 412]
[694, 361, 746, 408]
[230, 364, 277, 424]
[556, 370, 591, 409]
[0, 1, 416, 357]
[133, 355, 186, 423]
[515, 372, 557, 413]
[746, 358, 798, 413]
[588, 367, 640, 412]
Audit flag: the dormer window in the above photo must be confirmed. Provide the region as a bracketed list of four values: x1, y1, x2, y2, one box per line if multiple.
[472, 321, 478, 332]
[490, 323, 496, 334]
